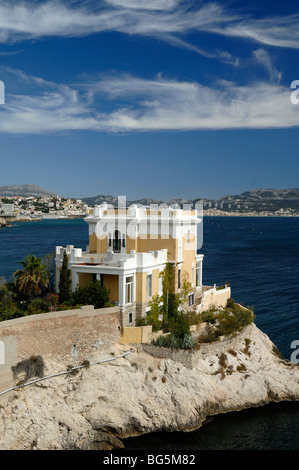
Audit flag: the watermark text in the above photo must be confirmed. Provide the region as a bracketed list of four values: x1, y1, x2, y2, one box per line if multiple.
[0, 81, 4, 105]
[290, 340, 299, 364]
[290, 80, 299, 105]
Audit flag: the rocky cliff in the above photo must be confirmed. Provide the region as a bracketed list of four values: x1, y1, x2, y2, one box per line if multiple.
[0, 323, 298, 450]
[0, 217, 7, 228]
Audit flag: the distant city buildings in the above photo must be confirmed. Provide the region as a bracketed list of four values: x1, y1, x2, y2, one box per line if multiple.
[0, 195, 90, 219]
[0, 194, 298, 220]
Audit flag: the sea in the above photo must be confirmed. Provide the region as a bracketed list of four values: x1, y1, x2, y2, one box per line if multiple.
[0, 216, 298, 450]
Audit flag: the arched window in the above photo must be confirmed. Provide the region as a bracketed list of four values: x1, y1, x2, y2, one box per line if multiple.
[113, 230, 121, 253]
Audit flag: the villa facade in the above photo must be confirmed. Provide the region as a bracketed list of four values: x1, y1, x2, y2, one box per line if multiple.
[55, 203, 204, 327]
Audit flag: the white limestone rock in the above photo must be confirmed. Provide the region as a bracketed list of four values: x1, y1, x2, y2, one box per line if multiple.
[0, 324, 298, 450]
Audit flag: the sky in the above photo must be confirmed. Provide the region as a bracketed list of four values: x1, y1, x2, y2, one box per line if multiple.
[0, 0, 298, 201]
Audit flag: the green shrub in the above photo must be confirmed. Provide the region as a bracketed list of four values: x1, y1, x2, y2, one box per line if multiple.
[136, 317, 147, 326]
[233, 306, 254, 327]
[72, 280, 110, 309]
[169, 312, 190, 338]
[151, 332, 196, 350]
[201, 311, 217, 324]
[26, 299, 48, 315]
[216, 310, 240, 336]
[226, 298, 235, 308]
[0, 286, 24, 321]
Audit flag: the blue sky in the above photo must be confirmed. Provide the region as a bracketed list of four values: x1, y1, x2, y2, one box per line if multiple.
[0, 0, 298, 200]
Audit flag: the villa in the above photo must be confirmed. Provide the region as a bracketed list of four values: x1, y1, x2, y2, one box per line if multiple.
[55, 202, 205, 327]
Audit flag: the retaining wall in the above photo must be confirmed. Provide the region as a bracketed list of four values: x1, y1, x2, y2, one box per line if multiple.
[0, 305, 121, 402]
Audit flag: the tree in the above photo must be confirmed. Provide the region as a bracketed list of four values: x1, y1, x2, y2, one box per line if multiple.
[58, 251, 71, 304]
[13, 255, 50, 300]
[160, 261, 177, 325]
[157, 261, 192, 335]
[0, 285, 23, 321]
[72, 280, 110, 309]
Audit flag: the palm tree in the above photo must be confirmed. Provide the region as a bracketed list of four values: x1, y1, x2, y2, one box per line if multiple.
[13, 255, 50, 300]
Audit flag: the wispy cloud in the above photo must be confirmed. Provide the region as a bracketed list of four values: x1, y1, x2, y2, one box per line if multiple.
[0, 0, 298, 53]
[0, 69, 297, 135]
[252, 48, 282, 83]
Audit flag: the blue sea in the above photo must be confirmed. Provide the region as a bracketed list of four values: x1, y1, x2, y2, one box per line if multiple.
[0, 216, 298, 450]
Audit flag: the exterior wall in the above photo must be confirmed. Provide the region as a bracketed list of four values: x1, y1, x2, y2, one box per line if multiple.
[197, 286, 231, 313]
[120, 325, 152, 344]
[89, 234, 107, 254]
[103, 274, 119, 303]
[78, 272, 93, 287]
[135, 302, 148, 321]
[0, 305, 121, 403]
[89, 232, 97, 252]
[121, 303, 136, 327]
[136, 272, 147, 304]
[152, 268, 161, 297]
[126, 236, 137, 253]
[181, 233, 197, 289]
[135, 235, 177, 261]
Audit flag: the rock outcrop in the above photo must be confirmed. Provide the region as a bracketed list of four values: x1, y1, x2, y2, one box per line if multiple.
[0, 323, 298, 450]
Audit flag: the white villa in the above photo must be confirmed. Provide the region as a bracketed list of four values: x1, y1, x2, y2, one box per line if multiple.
[55, 203, 205, 327]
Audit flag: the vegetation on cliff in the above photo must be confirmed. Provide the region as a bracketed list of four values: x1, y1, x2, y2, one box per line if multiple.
[0, 254, 111, 322]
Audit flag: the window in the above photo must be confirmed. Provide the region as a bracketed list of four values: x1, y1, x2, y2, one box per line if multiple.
[128, 312, 133, 323]
[188, 293, 194, 306]
[113, 230, 121, 253]
[108, 233, 112, 247]
[126, 276, 133, 303]
[146, 274, 152, 298]
[178, 269, 181, 290]
[122, 234, 126, 248]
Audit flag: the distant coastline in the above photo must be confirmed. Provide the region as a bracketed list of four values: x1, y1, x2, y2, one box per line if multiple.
[1, 211, 298, 229]
[203, 210, 299, 217]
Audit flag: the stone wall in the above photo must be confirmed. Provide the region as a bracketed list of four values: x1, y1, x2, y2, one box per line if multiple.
[0, 305, 121, 402]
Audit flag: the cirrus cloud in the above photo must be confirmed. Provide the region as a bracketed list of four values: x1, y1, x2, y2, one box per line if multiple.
[0, 68, 298, 135]
[0, 0, 298, 53]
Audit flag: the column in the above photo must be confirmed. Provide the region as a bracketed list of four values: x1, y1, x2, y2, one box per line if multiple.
[118, 273, 126, 307]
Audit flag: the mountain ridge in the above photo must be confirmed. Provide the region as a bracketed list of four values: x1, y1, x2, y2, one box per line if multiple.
[0, 184, 56, 198]
[80, 188, 299, 212]
[1, 185, 298, 212]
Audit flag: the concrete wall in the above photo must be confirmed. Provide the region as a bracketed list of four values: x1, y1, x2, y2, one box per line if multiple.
[120, 325, 153, 345]
[197, 285, 231, 313]
[0, 305, 121, 402]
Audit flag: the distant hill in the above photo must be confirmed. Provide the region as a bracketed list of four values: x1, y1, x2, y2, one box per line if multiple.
[0, 184, 57, 198]
[81, 188, 299, 213]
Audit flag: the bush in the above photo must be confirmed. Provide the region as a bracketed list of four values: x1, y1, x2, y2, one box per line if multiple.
[0, 286, 24, 321]
[169, 312, 190, 339]
[226, 298, 235, 308]
[201, 310, 217, 324]
[233, 305, 254, 327]
[216, 310, 240, 336]
[72, 280, 110, 309]
[136, 317, 147, 326]
[152, 332, 196, 350]
[26, 299, 48, 315]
